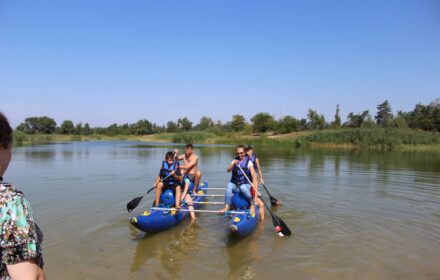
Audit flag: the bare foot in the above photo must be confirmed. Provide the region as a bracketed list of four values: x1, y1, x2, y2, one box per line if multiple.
[219, 205, 229, 214]
[250, 203, 255, 214]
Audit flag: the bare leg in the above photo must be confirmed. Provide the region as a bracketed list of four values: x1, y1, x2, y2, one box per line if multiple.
[185, 196, 196, 219]
[154, 182, 164, 207]
[193, 170, 201, 192]
[256, 197, 265, 220]
[250, 201, 256, 214]
[175, 186, 182, 209]
[219, 204, 230, 214]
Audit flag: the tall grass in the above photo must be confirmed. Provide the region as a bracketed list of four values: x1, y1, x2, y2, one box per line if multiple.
[294, 128, 440, 149]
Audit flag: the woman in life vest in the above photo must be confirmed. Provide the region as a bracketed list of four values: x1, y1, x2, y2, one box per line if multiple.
[153, 151, 183, 208]
[220, 145, 259, 214]
[245, 145, 265, 220]
[0, 112, 46, 280]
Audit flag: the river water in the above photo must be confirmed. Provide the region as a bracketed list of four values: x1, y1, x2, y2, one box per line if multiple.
[5, 141, 440, 279]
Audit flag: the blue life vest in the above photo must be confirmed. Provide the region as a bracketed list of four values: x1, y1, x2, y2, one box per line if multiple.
[248, 154, 259, 174]
[230, 157, 251, 186]
[160, 160, 179, 186]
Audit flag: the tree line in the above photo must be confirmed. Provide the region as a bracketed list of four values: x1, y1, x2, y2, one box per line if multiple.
[15, 99, 440, 136]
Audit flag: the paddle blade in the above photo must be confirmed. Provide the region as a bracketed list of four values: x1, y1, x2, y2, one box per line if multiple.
[126, 196, 143, 212]
[262, 183, 281, 207]
[271, 214, 292, 237]
[269, 196, 281, 206]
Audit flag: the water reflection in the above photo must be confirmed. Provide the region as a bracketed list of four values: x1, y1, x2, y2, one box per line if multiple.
[24, 150, 56, 161]
[226, 223, 263, 280]
[130, 222, 201, 279]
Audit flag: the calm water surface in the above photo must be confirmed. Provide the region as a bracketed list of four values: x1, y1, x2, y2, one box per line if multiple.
[6, 141, 440, 279]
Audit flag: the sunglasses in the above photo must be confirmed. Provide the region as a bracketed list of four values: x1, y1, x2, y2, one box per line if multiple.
[236, 152, 244, 155]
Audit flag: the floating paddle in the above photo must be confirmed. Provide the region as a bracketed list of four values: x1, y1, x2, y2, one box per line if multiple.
[126, 173, 173, 212]
[237, 164, 291, 237]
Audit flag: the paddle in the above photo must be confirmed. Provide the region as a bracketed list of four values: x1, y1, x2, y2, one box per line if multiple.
[259, 179, 281, 206]
[126, 173, 173, 212]
[237, 164, 291, 237]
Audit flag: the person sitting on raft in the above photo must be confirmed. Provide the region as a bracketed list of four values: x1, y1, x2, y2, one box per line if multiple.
[245, 145, 265, 220]
[174, 143, 202, 193]
[174, 144, 201, 219]
[220, 145, 258, 214]
[153, 151, 183, 209]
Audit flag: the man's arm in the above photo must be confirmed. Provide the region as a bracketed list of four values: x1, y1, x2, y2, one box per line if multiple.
[7, 262, 46, 280]
[227, 159, 238, 172]
[173, 149, 184, 161]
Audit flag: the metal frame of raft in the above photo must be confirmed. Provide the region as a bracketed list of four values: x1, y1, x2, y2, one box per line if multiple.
[130, 183, 260, 238]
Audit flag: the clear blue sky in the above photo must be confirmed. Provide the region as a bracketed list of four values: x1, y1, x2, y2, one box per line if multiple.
[1, 0, 439, 128]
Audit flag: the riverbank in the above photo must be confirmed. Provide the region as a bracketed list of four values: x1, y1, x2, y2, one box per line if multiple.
[12, 128, 440, 151]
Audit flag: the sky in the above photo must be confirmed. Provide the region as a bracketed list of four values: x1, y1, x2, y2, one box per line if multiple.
[0, 0, 439, 128]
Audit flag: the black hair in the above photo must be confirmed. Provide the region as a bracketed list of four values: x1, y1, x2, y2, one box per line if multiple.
[185, 143, 193, 149]
[165, 151, 175, 160]
[0, 112, 13, 149]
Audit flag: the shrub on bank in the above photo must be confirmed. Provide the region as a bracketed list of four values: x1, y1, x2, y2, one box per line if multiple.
[294, 128, 440, 149]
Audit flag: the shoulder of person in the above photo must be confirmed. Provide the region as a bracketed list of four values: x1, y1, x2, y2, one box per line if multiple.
[0, 183, 25, 202]
[247, 160, 254, 168]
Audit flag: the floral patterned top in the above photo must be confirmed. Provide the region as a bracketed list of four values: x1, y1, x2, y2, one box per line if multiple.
[0, 182, 44, 279]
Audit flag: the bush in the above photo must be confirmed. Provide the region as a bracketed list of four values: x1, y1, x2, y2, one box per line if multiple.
[12, 130, 28, 146]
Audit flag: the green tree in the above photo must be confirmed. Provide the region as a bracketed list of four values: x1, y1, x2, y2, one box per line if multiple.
[393, 112, 408, 129]
[166, 121, 179, 132]
[331, 104, 341, 128]
[251, 112, 276, 133]
[375, 100, 393, 127]
[196, 116, 214, 130]
[60, 120, 75, 134]
[406, 101, 440, 132]
[106, 123, 124, 136]
[307, 109, 326, 130]
[344, 110, 370, 128]
[83, 123, 92, 135]
[229, 115, 247, 132]
[276, 116, 299, 134]
[131, 119, 153, 135]
[75, 123, 83, 135]
[177, 117, 192, 131]
[16, 116, 57, 134]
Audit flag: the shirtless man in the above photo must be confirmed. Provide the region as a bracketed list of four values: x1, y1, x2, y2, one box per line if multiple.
[175, 143, 202, 193]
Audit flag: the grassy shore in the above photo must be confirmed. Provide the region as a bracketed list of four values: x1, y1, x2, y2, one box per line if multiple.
[12, 128, 440, 151]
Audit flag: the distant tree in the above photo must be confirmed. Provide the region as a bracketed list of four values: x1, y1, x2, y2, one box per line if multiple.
[16, 116, 56, 134]
[75, 123, 83, 135]
[307, 109, 326, 130]
[131, 119, 153, 135]
[276, 116, 299, 134]
[393, 111, 408, 129]
[406, 101, 440, 132]
[166, 121, 179, 132]
[344, 110, 370, 128]
[83, 123, 92, 135]
[177, 117, 192, 131]
[106, 123, 123, 136]
[331, 104, 341, 128]
[60, 120, 75, 134]
[361, 116, 377, 128]
[251, 113, 276, 133]
[299, 118, 307, 130]
[196, 116, 214, 130]
[375, 100, 393, 127]
[229, 115, 247, 132]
